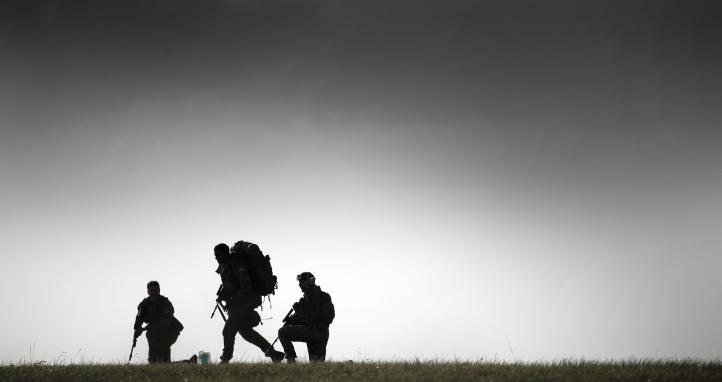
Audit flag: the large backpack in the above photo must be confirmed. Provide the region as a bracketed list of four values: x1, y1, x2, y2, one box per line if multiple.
[230, 241, 278, 296]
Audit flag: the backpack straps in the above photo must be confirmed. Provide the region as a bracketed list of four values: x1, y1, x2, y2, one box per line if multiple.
[260, 295, 273, 310]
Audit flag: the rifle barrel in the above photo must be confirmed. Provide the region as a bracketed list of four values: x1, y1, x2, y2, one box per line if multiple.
[128, 338, 136, 362]
[128, 326, 146, 363]
[281, 308, 294, 323]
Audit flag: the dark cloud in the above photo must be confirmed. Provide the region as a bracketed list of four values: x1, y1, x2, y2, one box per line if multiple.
[2, 1, 720, 149]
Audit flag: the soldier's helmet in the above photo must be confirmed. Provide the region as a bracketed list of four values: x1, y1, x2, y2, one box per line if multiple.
[296, 272, 315, 282]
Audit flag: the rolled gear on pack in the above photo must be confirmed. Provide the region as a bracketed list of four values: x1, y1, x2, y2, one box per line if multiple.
[230, 241, 278, 296]
[170, 316, 184, 334]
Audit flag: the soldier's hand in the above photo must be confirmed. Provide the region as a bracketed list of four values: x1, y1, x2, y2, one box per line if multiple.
[292, 302, 300, 310]
[216, 296, 223, 303]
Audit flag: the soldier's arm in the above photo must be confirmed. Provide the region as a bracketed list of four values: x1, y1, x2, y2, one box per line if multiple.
[287, 298, 305, 324]
[133, 301, 145, 331]
[216, 284, 230, 302]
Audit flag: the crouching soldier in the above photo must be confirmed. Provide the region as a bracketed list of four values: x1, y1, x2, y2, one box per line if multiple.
[278, 272, 335, 362]
[133, 281, 184, 363]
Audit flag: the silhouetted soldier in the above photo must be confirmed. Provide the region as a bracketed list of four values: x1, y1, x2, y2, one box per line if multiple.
[133, 281, 184, 363]
[214, 243, 285, 363]
[278, 272, 335, 362]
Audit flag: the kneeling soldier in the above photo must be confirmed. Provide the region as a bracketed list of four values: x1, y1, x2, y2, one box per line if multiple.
[133, 281, 184, 363]
[278, 272, 335, 362]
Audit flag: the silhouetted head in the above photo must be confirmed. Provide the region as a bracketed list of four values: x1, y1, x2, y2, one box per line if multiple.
[214, 243, 230, 263]
[297, 272, 316, 292]
[146, 280, 160, 296]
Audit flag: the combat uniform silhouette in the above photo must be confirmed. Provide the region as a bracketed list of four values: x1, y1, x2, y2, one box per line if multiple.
[214, 242, 285, 363]
[133, 281, 183, 363]
[278, 272, 335, 362]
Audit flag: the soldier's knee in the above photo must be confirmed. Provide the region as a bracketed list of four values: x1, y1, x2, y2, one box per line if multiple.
[222, 325, 236, 338]
[237, 327, 253, 338]
[278, 325, 292, 339]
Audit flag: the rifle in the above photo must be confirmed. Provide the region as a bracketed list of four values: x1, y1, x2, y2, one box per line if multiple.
[211, 284, 228, 321]
[211, 302, 227, 322]
[128, 326, 147, 362]
[265, 307, 294, 353]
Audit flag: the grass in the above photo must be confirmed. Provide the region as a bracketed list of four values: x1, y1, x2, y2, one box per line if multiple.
[1, 360, 721, 382]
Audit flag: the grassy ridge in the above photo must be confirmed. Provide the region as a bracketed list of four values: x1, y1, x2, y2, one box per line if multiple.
[1, 361, 721, 382]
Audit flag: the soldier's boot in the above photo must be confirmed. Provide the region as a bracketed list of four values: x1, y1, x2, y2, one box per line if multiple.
[265, 349, 285, 363]
[219, 352, 232, 364]
[285, 356, 296, 363]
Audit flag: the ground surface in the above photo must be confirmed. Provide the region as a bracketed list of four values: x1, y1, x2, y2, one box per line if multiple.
[1, 361, 721, 382]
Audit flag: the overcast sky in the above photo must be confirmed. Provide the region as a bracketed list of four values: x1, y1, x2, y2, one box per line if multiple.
[1, 0, 722, 363]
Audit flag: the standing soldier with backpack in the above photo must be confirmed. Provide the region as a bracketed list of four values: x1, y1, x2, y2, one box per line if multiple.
[213, 242, 285, 363]
[133, 281, 184, 363]
[278, 272, 335, 362]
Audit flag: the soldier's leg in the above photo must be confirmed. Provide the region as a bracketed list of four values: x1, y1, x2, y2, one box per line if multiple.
[160, 342, 171, 363]
[306, 332, 328, 362]
[318, 336, 328, 361]
[235, 307, 276, 355]
[221, 310, 242, 362]
[164, 330, 179, 362]
[278, 325, 321, 360]
[277, 325, 298, 360]
[146, 331, 159, 363]
[147, 344, 157, 363]
[237, 311, 284, 361]
[238, 327, 272, 352]
[161, 331, 173, 363]
[307, 341, 326, 362]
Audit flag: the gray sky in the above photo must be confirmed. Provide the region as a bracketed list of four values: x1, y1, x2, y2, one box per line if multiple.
[1, 0, 721, 363]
